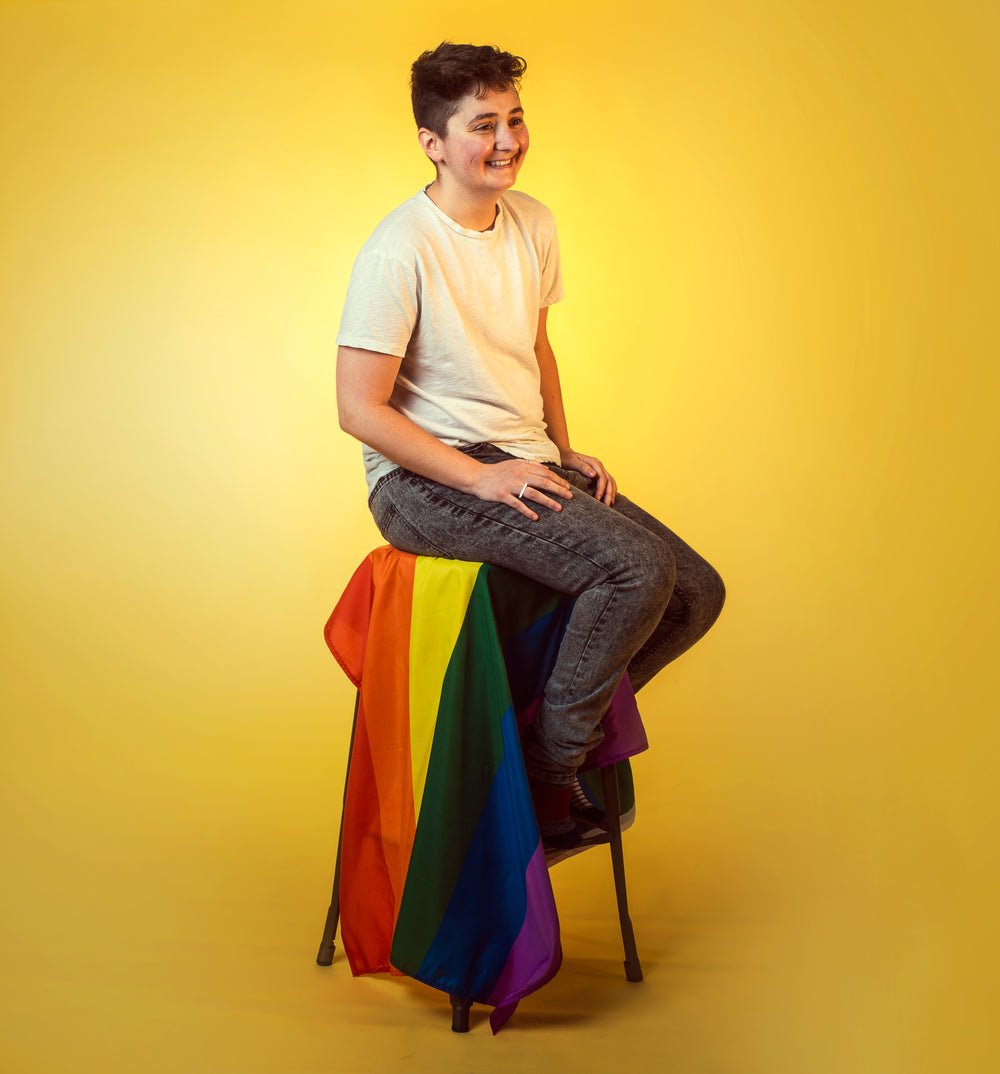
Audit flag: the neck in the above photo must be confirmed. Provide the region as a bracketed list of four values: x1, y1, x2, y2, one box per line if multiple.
[425, 180, 500, 232]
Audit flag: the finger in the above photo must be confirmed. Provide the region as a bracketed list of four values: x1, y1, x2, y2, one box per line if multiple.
[505, 483, 539, 518]
[593, 466, 616, 505]
[525, 471, 571, 498]
[522, 485, 565, 513]
[572, 455, 597, 479]
[510, 497, 539, 520]
[539, 468, 572, 493]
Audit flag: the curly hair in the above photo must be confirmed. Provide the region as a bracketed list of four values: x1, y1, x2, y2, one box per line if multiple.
[410, 42, 527, 137]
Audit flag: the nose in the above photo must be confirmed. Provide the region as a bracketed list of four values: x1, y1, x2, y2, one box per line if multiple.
[494, 121, 518, 152]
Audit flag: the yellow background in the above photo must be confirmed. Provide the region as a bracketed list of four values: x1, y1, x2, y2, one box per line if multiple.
[2, 2, 997, 1071]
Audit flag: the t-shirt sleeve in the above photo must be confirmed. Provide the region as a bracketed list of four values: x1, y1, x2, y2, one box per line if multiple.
[336, 251, 419, 358]
[539, 214, 565, 309]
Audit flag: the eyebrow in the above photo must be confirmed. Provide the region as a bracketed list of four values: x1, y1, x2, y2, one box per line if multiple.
[467, 107, 524, 123]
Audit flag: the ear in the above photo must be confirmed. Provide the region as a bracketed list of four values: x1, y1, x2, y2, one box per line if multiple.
[418, 127, 445, 164]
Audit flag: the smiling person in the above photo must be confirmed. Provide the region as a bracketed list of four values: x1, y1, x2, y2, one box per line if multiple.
[336, 43, 725, 850]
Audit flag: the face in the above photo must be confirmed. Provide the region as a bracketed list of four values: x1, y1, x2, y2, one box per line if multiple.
[424, 86, 529, 199]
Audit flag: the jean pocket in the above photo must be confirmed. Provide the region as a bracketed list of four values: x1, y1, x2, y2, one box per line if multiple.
[369, 475, 450, 558]
[458, 442, 511, 463]
[368, 476, 396, 533]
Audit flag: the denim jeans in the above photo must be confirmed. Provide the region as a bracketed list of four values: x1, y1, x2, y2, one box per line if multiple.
[368, 444, 725, 783]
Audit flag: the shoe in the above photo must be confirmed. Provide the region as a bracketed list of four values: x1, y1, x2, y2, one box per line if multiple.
[542, 818, 611, 864]
[569, 800, 608, 831]
[569, 776, 608, 833]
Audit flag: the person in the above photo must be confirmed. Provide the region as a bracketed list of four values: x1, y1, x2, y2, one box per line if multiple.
[336, 42, 724, 850]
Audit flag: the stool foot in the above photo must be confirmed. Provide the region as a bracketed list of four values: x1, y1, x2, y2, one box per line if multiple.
[315, 881, 342, 966]
[601, 764, 644, 983]
[450, 995, 472, 1032]
[316, 697, 356, 969]
[618, 906, 644, 982]
[624, 954, 644, 983]
[316, 937, 337, 967]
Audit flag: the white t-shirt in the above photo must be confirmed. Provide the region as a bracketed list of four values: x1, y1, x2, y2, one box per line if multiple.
[336, 188, 565, 492]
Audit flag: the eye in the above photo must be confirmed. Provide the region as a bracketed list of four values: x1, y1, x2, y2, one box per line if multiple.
[510, 116, 524, 127]
[473, 122, 495, 132]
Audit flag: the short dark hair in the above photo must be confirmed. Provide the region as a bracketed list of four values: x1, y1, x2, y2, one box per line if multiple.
[411, 42, 527, 137]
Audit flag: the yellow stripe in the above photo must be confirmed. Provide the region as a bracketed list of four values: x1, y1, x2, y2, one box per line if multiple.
[409, 557, 482, 821]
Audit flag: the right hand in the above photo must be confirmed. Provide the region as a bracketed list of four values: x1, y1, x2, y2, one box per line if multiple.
[469, 460, 573, 520]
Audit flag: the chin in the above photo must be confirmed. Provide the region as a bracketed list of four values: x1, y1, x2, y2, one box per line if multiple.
[490, 166, 521, 186]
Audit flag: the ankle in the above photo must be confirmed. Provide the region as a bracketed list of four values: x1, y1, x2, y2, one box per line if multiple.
[528, 776, 573, 835]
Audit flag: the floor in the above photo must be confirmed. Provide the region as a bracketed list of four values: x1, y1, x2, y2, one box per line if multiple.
[4, 743, 985, 1074]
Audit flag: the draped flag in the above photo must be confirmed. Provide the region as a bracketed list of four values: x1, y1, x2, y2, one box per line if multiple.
[324, 546, 646, 1032]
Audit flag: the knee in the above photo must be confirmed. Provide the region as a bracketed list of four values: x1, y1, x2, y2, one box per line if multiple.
[655, 539, 678, 600]
[698, 562, 726, 629]
[622, 530, 676, 606]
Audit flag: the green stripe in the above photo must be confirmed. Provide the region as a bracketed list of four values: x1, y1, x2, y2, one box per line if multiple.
[484, 564, 564, 638]
[390, 569, 513, 971]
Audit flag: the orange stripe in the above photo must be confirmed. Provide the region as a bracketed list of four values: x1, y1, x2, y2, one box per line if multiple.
[338, 692, 396, 972]
[330, 546, 419, 971]
[363, 547, 418, 919]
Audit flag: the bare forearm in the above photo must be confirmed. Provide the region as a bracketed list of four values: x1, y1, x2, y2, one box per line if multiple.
[534, 335, 572, 455]
[336, 342, 574, 518]
[340, 401, 574, 517]
[339, 402, 484, 493]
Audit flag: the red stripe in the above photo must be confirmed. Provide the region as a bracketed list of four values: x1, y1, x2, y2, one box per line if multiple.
[329, 547, 418, 973]
[324, 554, 373, 686]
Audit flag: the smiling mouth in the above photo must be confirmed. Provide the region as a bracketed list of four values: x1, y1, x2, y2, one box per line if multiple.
[487, 156, 517, 168]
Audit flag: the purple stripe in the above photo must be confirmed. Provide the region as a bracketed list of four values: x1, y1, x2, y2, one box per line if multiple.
[517, 674, 647, 771]
[580, 673, 648, 771]
[485, 842, 562, 1033]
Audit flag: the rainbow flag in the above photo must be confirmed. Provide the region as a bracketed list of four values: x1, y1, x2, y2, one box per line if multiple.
[324, 546, 646, 1031]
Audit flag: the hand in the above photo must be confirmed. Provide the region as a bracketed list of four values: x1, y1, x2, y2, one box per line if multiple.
[560, 450, 617, 506]
[469, 460, 573, 520]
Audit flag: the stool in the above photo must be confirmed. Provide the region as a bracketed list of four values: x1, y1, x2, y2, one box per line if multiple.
[316, 548, 646, 1032]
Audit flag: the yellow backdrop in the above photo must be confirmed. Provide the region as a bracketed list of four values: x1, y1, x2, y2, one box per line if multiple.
[2, 2, 997, 1071]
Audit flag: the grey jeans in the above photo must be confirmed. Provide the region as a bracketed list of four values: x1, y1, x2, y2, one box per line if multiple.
[368, 444, 725, 783]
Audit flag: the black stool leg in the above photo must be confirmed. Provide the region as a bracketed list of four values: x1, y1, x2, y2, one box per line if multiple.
[316, 696, 359, 966]
[315, 806, 346, 965]
[601, 763, 643, 982]
[449, 994, 472, 1032]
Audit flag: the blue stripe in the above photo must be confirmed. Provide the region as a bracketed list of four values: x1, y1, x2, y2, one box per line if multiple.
[500, 603, 572, 711]
[412, 704, 540, 997]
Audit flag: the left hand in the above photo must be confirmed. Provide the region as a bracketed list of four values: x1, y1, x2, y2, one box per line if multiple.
[559, 450, 617, 506]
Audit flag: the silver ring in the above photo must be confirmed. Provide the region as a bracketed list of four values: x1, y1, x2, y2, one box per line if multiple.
[518, 482, 529, 499]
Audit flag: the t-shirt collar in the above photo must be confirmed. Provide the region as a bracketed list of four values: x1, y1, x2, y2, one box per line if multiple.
[419, 187, 504, 238]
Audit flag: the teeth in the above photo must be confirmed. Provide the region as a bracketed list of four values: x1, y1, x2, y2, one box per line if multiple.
[488, 158, 514, 167]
